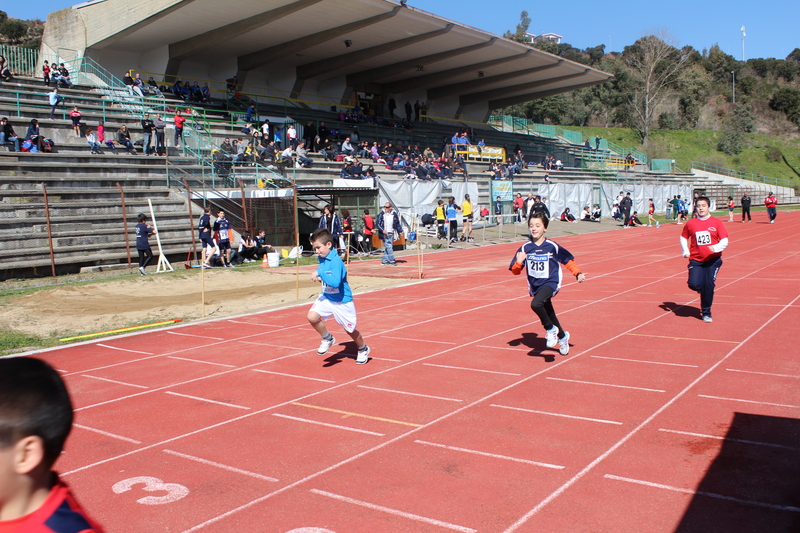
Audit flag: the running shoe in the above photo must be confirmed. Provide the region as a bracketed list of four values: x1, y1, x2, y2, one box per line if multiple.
[702, 315, 713, 323]
[558, 331, 570, 355]
[318, 335, 336, 355]
[545, 326, 559, 348]
[356, 345, 370, 364]
[139, 266, 146, 276]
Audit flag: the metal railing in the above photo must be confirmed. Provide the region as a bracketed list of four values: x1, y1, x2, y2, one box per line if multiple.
[691, 161, 796, 189]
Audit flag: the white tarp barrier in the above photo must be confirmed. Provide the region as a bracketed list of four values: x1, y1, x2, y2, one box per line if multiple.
[378, 180, 443, 230]
[539, 183, 593, 218]
[602, 183, 692, 215]
[333, 178, 376, 188]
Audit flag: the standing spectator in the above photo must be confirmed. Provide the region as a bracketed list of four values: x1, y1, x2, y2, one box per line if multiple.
[361, 209, 374, 254]
[213, 210, 233, 267]
[648, 198, 658, 227]
[97, 121, 106, 147]
[153, 114, 166, 155]
[495, 195, 503, 225]
[420, 101, 427, 122]
[117, 125, 136, 155]
[135, 213, 156, 275]
[0, 117, 20, 152]
[595, 136, 601, 150]
[727, 196, 735, 223]
[42, 60, 51, 86]
[514, 193, 525, 223]
[434, 199, 447, 239]
[303, 120, 316, 148]
[446, 197, 461, 243]
[619, 192, 633, 227]
[376, 202, 403, 265]
[318, 204, 343, 251]
[197, 206, 213, 266]
[69, 106, 82, 137]
[86, 129, 101, 154]
[740, 193, 751, 223]
[413, 100, 420, 122]
[388, 97, 396, 118]
[173, 109, 185, 148]
[404, 101, 412, 122]
[141, 113, 154, 155]
[287, 123, 298, 150]
[680, 196, 729, 323]
[765, 192, 778, 224]
[665, 197, 673, 220]
[48, 88, 64, 120]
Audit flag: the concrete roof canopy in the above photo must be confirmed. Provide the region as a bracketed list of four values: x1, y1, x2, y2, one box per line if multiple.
[44, 0, 612, 120]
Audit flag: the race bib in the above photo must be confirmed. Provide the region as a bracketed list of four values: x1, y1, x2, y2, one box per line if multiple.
[527, 254, 550, 278]
[322, 283, 340, 294]
[219, 229, 229, 241]
[695, 230, 711, 246]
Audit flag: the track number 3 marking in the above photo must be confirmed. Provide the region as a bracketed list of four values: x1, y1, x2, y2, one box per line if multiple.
[113, 476, 189, 505]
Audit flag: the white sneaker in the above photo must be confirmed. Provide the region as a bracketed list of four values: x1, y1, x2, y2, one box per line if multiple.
[317, 335, 336, 355]
[139, 266, 146, 276]
[545, 326, 559, 348]
[770, 220, 774, 224]
[558, 331, 570, 355]
[356, 345, 370, 364]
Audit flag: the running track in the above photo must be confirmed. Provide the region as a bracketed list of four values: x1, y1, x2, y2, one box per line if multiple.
[31, 211, 800, 532]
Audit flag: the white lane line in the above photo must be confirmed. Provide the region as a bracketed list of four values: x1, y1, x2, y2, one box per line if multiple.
[698, 394, 800, 409]
[382, 336, 457, 345]
[604, 474, 800, 513]
[167, 331, 223, 341]
[272, 413, 383, 436]
[415, 440, 564, 470]
[74, 424, 142, 444]
[238, 340, 304, 350]
[227, 320, 281, 327]
[491, 404, 622, 425]
[97, 343, 153, 355]
[423, 363, 521, 376]
[309, 489, 477, 533]
[167, 356, 236, 368]
[81, 374, 149, 389]
[163, 450, 278, 482]
[164, 391, 251, 410]
[358, 385, 463, 402]
[658, 429, 800, 452]
[546, 377, 665, 393]
[476, 345, 528, 352]
[726, 368, 799, 379]
[591, 355, 698, 368]
[252, 369, 336, 383]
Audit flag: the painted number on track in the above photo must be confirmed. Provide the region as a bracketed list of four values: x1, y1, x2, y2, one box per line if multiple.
[112, 476, 190, 505]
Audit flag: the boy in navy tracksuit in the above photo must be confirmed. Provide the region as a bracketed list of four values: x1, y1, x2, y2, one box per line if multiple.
[307, 228, 371, 364]
[135, 213, 156, 275]
[510, 213, 587, 355]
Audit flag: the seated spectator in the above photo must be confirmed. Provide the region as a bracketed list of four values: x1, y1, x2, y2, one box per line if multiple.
[134, 73, 150, 96]
[628, 211, 645, 227]
[191, 82, 203, 102]
[543, 173, 551, 184]
[219, 137, 234, 159]
[364, 165, 378, 179]
[591, 204, 602, 221]
[180, 82, 192, 101]
[147, 77, 163, 95]
[55, 63, 74, 88]
[24, 119, 45, 152]
[123, 71, 143, 97]
[0, 55, 13, 81]
[554, 159, 564, 170]
[611, 203, 623, 223]
[296, 141, 313, 168]
[581, 206, 592, 221]
[340, 137, 355, 155]
[237, 231, 259, 263]
[358, 141, 370, 159]
[0, 117, 21, 151]
[86, 128, 101, 154]
[202, 83, 212, 102]
[226, 75, 240, 93]
[262, 139, 277, 163]
[117, 125, 136, 154]
[279, 145, 294, 166]
[173, 79, 183, 95]
[255, 230, 276, 258]
[560, 208, 577, 222]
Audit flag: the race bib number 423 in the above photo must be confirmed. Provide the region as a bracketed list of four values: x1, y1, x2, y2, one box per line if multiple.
[695, 230, 712, 246]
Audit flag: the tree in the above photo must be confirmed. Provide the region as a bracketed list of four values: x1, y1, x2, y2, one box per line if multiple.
[503, 11, 531, 45]
[586, 45, 606, 65]
[0, 11, 8, 25]
[769, 87, 800, 123]
[787, 48, 800, 64]
[621, 32, 692, 141]
[0, 19, 27, 45]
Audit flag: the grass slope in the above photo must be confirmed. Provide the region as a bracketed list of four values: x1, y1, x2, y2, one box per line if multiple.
[566, 127, 800, 188]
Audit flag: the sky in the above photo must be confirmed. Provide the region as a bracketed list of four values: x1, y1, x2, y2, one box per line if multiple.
[5, 0, 797, 61]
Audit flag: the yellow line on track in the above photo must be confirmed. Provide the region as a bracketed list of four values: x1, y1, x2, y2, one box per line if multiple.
[291, 402, 422, 427]
[626, 333, 739, 344]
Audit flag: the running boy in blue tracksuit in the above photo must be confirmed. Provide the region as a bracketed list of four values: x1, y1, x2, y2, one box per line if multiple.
[135, 213, 156, 276]
[510, 213, 587, 355]
[307, 228, 371, 364]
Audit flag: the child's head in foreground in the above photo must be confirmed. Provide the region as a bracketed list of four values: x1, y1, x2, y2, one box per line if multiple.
[311, 228, 335, 258]
[0, 357, 73, 488]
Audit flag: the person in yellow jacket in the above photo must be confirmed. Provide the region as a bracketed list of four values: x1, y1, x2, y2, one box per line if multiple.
[461, 194, 474, 242]
[434, 199, 447, 239]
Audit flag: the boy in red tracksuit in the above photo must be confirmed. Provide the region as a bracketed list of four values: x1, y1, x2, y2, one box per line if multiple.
[680, 195, 729, 323]
[764, 192, 778, 224]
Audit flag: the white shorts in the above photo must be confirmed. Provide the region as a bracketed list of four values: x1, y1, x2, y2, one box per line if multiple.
[310, 296, 358, 333]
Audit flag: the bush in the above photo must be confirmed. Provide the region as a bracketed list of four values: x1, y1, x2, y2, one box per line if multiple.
[769, 87, 800, 121]
[718, 130, 744, 155]
[658, 112, 678, 130]
[766, 146, 783, 162]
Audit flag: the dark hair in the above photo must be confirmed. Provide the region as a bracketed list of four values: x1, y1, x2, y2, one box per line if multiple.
[311, 227, 334, 245]
[0, 358, 73, 468]
[138, 213, 147, 223]
[363, 209, 369, 215]
[529, 212, 549, 229]
[696, 195, 711, 206]
[341, 208, 350, 218]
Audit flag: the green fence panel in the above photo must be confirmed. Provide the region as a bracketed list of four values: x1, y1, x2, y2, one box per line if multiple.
[650, 159, 673, 172]
[562, 130, 582, 145]
[535, 124, 556, 138]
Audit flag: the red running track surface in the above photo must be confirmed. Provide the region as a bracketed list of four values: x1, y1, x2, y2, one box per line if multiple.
[29, 211, 800, 532]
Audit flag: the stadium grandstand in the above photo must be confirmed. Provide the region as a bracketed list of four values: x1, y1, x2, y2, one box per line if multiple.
[0, 0, 796, 279]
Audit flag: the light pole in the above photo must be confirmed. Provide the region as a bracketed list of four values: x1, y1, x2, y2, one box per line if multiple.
[731, 71, 735, 106]
[741, 26, 746, 61]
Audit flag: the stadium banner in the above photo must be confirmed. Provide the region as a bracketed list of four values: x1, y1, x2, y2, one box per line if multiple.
[491, 180, 514, 202]
[458, 145, 505, 161]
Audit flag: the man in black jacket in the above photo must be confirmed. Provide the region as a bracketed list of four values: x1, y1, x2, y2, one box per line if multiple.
[620, 192, 633, 226]
[141, 113, 154, 155]
[740, 194, 752, 223]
